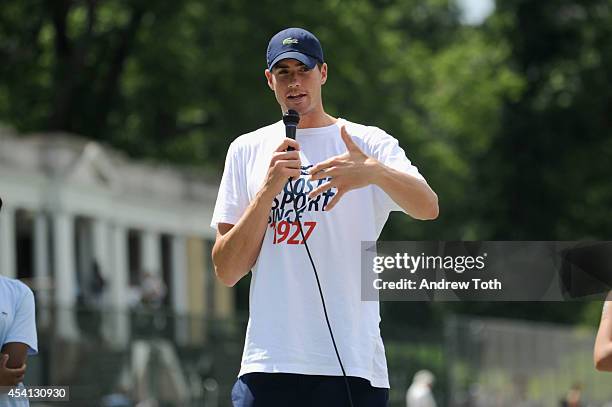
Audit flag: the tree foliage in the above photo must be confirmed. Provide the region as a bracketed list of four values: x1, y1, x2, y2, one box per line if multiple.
[1, 0, 610, 325]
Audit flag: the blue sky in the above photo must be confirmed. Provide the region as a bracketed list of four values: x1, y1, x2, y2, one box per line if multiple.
[456, 0, 496, 25]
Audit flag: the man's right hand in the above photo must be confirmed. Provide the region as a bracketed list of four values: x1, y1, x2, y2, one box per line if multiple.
[212, 138, 301, 287]
[0, 354, 26, 387]
[263, 138, 301, 198]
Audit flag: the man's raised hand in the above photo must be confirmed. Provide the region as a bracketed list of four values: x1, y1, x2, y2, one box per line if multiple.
[308, 125, 378, 211]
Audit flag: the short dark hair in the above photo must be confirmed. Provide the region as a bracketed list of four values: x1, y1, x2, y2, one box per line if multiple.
[271, 61, 323, 72]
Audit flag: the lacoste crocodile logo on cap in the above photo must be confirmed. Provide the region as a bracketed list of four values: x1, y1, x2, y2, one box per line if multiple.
[282, 37, 299, 46]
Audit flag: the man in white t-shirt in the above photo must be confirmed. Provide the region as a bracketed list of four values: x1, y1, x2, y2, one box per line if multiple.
[211, 27, 438, 407]
[0, 276, 39, 407]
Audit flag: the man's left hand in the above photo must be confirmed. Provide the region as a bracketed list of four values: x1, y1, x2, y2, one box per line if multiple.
[309, 125, 379, 211]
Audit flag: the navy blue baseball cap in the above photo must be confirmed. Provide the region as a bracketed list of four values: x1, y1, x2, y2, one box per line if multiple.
[266, 28, 324, 70]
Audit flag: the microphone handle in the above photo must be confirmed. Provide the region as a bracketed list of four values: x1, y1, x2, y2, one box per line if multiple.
[286, 124, 296, 151]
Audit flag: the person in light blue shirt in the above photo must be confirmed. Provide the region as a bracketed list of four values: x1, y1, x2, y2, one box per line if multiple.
[0, 275, 38, 407]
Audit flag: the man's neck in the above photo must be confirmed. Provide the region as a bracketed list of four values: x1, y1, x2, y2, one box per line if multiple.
[295, 109, 337, 129]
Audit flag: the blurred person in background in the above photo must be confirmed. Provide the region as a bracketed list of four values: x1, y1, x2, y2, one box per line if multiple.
[594, 291, 612, 371]
[559, 383, 583, 407]
[90, 260, 106, 308]
[140, 271, 166, 310]
[211, 27, 438, 407]
[406, 370, 437, 407]
[139, 271, 167, 330]
[100, 384, 133, 407]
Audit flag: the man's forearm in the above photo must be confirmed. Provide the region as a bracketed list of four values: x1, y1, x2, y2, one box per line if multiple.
[212, 187, 276, 287]
[369, 160, 439, 220]
[594, 300, 612, 371]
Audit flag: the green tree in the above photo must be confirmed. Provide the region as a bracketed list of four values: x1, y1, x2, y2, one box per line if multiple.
[2, 0, 610, 326]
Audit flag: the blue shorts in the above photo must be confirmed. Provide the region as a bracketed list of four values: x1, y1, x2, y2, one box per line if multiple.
[231, 372, 389, 407]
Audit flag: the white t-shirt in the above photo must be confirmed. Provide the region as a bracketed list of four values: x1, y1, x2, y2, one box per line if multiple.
[0, 276, 38, 407]
[211, 118, 426, 388]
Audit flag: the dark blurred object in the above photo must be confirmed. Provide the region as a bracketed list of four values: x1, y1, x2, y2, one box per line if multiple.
[560, 243, 612, 298]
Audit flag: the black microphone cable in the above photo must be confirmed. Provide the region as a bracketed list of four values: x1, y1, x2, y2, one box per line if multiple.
[282, 110, 355, 407]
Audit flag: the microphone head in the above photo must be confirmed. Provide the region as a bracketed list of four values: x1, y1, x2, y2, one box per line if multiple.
[282, 109, 300, 127]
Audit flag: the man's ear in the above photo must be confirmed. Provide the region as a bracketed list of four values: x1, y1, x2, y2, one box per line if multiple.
[265, 69, 274, 91]
[320, 63, 328, 85]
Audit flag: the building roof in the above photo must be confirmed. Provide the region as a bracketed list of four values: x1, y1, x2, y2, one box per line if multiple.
[0, 128, 220, 237]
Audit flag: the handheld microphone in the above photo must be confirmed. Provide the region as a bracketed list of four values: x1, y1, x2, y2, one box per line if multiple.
[281, 110, 355, 407]
[282, 109, 300, 151]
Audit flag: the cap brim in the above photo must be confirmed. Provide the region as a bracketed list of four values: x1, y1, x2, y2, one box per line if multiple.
[269, 51, 318, 70]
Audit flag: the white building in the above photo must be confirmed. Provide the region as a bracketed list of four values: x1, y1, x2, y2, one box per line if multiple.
[0, 125, 234, 344]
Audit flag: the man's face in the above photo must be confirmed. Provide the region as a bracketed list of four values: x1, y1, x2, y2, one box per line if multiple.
[265, 59, 328, 116]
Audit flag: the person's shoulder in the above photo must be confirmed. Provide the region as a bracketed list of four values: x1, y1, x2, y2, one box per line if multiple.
[339, 118, 370, 136]
[230, 121, 284, 150]
[0, 277, 34, 301]
[0, 276, 25, 290]
[15, 280, 34, 301]
[339, 118, 395, 145]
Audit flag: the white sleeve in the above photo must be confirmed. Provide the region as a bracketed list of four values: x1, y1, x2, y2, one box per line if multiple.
[367, 128, 426, 213]
[5, 287, 38, 355]
[210, 140, 250, 230]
